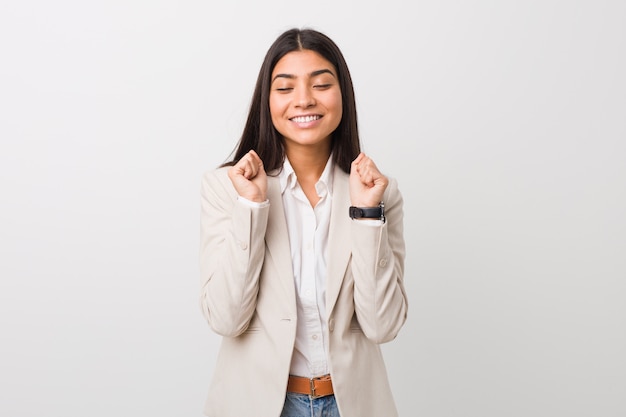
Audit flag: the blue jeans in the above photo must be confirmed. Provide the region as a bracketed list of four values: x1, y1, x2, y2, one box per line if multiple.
[280, 392, 341, 417]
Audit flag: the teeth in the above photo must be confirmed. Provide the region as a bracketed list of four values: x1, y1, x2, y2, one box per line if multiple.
[292, 115, 320, 123]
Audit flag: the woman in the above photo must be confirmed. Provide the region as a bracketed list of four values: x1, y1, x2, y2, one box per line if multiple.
[200, 27, 408, 417]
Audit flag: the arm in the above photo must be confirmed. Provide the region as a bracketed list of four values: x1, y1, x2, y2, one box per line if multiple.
[351, 177, 407, 343]
[349, 153, 408, 343]
[199, 168, 269, 337]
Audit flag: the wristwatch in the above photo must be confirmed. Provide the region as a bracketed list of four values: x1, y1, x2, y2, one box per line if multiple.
[349, 201, 385, 223]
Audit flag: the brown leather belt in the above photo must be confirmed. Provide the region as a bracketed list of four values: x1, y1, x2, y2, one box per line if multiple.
[287, 374, 334, 398]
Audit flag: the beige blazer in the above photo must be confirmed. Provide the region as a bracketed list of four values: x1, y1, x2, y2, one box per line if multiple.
[200, 164, 408, 417]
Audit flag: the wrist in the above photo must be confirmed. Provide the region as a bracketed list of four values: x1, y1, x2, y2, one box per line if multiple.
[348, 202, 385, 223]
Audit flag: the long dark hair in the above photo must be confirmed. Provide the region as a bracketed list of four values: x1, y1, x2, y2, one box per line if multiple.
[222, 28, 361, 174]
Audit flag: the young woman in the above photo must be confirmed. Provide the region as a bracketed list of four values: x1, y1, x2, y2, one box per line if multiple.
[200, 27, 408, 417]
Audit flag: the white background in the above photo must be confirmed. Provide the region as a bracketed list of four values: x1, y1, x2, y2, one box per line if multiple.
[1, 1, 625, 416]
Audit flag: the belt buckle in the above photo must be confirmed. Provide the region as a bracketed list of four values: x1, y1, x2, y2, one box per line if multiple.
[309, 378, 320, 399]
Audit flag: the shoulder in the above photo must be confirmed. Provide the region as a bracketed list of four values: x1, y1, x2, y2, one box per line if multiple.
[201, 166, 237, 200]
[383, 175, 403, 207]
[202, 165, 234, 185]
[202, 165, 230, 181]
[386, 175, 400, 193]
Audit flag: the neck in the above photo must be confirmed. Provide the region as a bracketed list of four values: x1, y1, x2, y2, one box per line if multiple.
[285, 144, 331, 182]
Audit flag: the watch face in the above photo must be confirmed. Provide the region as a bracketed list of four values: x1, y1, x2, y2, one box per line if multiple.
[349, 206, 363, 218]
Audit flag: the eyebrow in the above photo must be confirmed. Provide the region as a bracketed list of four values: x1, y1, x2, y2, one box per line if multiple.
[271, 68, 336, 83]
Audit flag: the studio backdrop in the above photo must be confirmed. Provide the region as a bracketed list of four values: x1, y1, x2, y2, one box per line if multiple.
[0, 1, 624, 416]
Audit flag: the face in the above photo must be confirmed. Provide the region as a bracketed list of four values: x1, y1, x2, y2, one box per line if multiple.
[269, 49, 343, 154]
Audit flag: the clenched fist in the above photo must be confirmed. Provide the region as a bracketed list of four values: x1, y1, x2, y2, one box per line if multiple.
[227, 150, 268, 202]
[349, 152, 388, 207]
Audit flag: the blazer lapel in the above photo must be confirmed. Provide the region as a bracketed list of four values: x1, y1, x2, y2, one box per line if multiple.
[326, 166, 352, 316]
[264, 174, 296, 302]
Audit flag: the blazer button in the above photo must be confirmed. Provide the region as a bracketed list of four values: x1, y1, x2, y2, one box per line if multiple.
[378, 258, 388, 268]
[239, 241, 248, 250]
[328, 318, 335, 332]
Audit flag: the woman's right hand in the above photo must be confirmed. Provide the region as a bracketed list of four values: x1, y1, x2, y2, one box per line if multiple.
[227, 150, 268, 202]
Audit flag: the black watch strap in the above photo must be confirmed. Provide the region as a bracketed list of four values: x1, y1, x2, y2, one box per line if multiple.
[349, 202, 385, 223]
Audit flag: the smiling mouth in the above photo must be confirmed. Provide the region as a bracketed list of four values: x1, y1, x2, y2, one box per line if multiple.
[290, 115, 321, 123]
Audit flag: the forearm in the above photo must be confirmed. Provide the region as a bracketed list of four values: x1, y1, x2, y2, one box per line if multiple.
[199, 171, 269, 337]
[351, 180, 408, 343]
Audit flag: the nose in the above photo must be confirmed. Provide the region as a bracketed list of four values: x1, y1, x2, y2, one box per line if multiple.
[295, 86, 315, 108]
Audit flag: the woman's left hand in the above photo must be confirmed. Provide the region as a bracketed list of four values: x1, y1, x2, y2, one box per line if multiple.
[349, 152, 388, 207]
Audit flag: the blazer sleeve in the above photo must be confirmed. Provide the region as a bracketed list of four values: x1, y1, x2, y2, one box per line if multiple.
[199, 168, 269, 337]
[350, 177, 408, 344]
